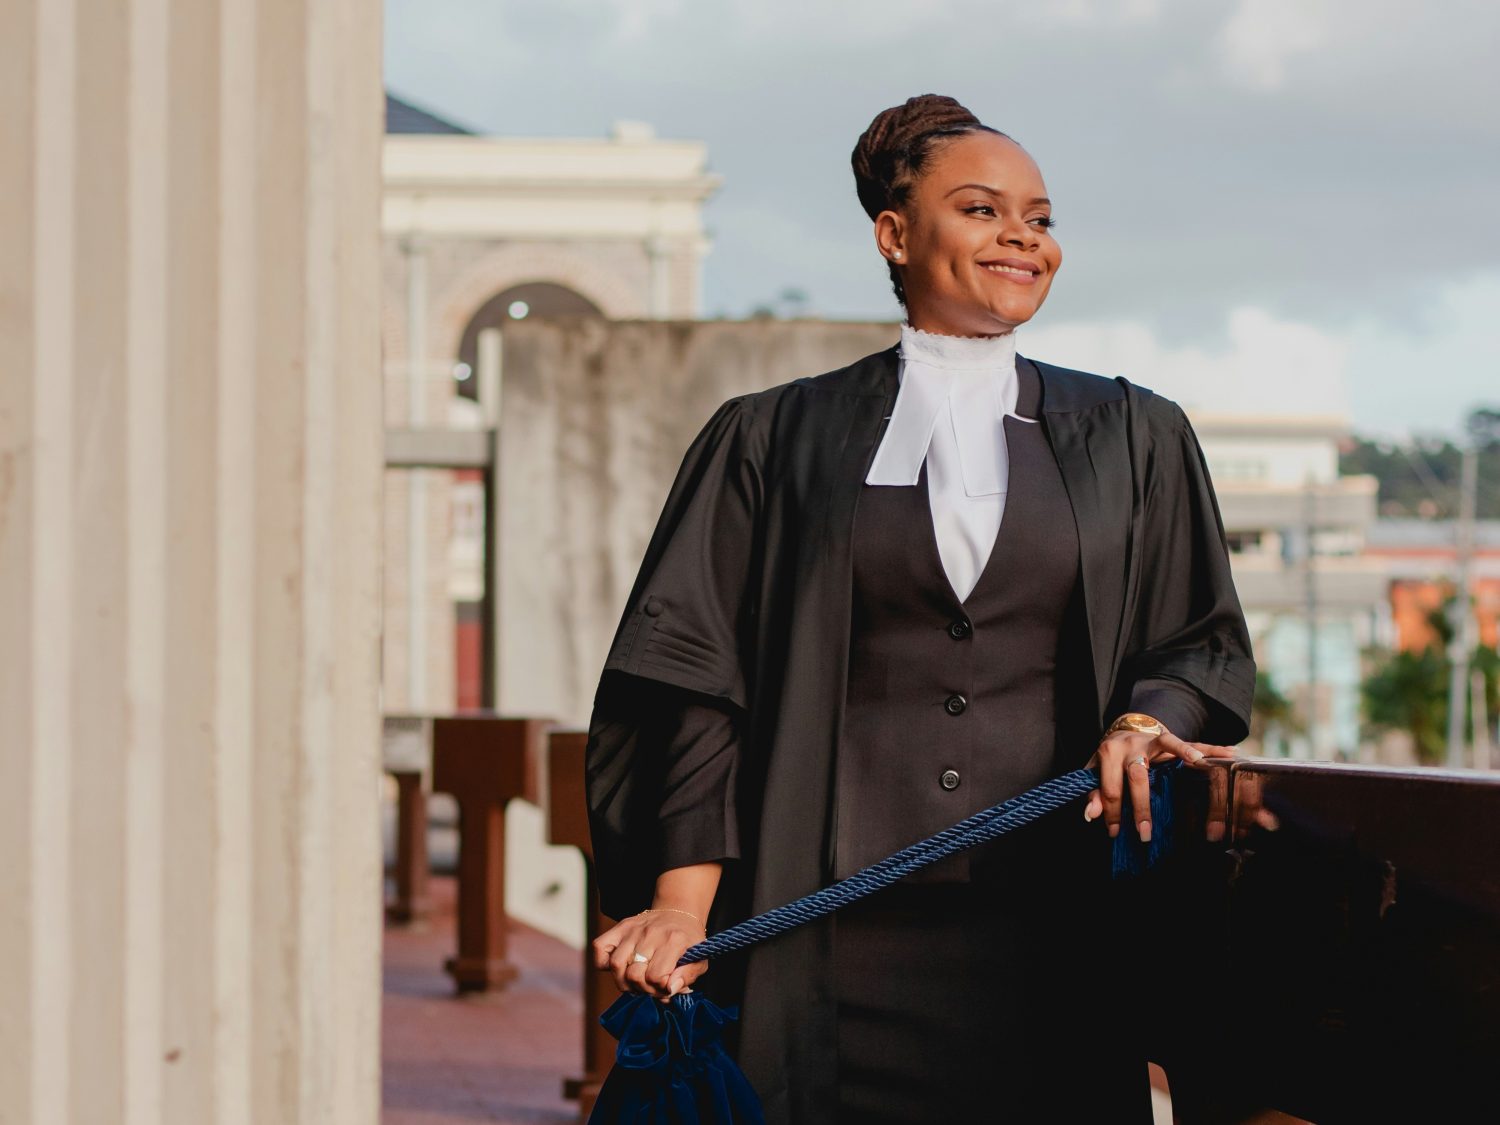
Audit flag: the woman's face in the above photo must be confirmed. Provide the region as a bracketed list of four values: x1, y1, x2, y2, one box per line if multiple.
[876, 131, 1061, 337]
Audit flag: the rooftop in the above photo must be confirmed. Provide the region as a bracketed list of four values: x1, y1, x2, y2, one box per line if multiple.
[386, 92, 476, 136]
[1365, 518, 1500, 551]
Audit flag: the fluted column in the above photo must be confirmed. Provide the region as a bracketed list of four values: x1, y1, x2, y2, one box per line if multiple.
[0, 0, 385, 1122]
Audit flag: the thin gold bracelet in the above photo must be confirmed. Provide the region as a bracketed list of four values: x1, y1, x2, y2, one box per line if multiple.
[639, 906, 704, 927]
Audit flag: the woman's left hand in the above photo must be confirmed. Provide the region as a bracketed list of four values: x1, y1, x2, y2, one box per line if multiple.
[1083, 729, 1236, 842]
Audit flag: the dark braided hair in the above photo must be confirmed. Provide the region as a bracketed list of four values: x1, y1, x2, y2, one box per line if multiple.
[851, 95, 1011, 306]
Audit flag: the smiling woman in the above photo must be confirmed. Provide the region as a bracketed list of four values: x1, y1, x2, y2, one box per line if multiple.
[853, 100, 1061, 335]
[585, 93, 1255, 1123]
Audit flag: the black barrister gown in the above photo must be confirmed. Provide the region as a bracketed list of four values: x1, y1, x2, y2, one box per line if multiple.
[585, 345, 1255, 1123]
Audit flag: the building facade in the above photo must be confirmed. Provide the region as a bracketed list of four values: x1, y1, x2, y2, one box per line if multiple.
[379, 94, 721, 714]
[1191, 414, 1387, 759]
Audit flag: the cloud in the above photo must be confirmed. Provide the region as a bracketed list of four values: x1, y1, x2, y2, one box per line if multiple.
[491, 0, 1170, 46]
[1022, 305, 1352, 417]
[1344, 271, 1500, 438]
[384, 0, 1500, 434]
[1022, 270, 1500, 438]
[1215, 0, 1332, 90]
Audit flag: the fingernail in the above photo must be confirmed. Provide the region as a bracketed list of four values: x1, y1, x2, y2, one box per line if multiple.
[1108, 824, 1119, 838]
[1083, 809, 1094, 823]
[669, 976, 684, 994]
[1138, 820, 1152, 843]
[1188, 749, 1204, 763]
[1206, 822, 1224, 842]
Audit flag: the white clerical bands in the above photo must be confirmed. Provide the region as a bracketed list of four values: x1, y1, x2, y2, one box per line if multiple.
[865, 334, 1023, 496]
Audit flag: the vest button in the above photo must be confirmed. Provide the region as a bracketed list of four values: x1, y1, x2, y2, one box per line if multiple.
[944, 693, 967, 716]
[947, 620, 971, 640]
[644, 597, 663, 617]
[940, 769, 961, 791]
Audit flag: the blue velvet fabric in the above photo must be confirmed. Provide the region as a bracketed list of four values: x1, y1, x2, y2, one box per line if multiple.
[1111, 758, 1181, 878]
[589, 991, 765, 1124]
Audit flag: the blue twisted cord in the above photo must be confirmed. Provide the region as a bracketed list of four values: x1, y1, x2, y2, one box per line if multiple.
[677, 764, 1107, 966]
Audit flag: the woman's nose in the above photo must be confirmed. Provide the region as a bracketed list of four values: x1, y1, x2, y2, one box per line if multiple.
[998, 219, 1037, 250]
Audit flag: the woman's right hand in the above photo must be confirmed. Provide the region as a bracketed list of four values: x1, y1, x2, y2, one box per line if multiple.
[593, 907, 711, 1002]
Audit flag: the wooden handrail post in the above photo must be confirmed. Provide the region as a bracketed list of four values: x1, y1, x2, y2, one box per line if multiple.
[383, 715, 434, 924]
[547, 729, 614, 1119]
[431, 715, 550, 993]
[387, 770, 431, 923]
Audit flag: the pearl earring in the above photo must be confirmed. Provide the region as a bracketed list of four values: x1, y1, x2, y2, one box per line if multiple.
[892, 250, 902, 259]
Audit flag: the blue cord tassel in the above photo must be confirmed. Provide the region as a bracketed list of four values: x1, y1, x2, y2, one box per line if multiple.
[590, 991, 765, 1124]
[1111, 758, 1181, 878]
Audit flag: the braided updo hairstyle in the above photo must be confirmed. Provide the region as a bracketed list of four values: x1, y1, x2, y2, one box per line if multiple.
[851, 95, 1011, 306]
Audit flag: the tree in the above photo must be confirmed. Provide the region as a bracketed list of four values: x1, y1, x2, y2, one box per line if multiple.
[1249, 671, 1298, 750]
[1361, 599, 1500, 763]
[1362, 645, 1449, 763]
[1339, 406, 1500, 519]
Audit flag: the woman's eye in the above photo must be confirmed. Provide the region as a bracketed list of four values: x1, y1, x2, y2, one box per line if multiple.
[1029, 216, 1057, 229]
[963, 204, 995, 216]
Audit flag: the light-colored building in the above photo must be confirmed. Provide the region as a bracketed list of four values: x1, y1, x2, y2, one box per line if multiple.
[378, 97, 726, 947]
[1365, 519, 1500, 651]
[1191, 414, 1387, 758]
[379, 93, 721, 714]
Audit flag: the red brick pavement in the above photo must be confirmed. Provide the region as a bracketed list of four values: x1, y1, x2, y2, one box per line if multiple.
[383, 875, 585, 1125]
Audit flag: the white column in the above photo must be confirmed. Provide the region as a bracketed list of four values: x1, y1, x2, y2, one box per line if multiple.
[0, 0, 385, 1122]
[646, 232, 671, 318]
[402, 235, 430, 710]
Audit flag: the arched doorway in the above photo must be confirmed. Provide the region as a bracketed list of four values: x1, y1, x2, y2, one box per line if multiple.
[452, 281, 604, 401]
[451, 280, 605, 707]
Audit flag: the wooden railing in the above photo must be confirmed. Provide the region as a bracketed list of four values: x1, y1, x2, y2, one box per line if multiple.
[1145, 759, 1500, 1123]
[385, 718, 1500, 1124]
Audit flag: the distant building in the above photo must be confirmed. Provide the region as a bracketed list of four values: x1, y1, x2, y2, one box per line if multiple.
[380, 92, 722, 714]
[1363, 519, 1500, 651]
[1192, 413, 1386, 758]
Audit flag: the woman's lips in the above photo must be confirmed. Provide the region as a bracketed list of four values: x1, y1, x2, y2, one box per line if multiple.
[979, 260, 1040, 284]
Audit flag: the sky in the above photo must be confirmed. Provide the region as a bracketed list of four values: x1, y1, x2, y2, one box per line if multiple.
[384, 0, 1499, 438]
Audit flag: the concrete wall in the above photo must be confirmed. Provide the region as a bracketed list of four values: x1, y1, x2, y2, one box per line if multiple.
[0, 2, 385, 1121]
[493, 318, 899, 728]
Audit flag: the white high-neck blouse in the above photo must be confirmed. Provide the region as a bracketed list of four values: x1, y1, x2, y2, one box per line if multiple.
[865, 323, 1031, 602]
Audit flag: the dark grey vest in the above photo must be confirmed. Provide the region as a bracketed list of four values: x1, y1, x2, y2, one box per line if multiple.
[832, 360, 1094, 882]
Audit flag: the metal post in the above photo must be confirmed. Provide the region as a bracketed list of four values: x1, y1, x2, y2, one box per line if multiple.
[1303, 476, 1320, 759]
[647, 232, 670, 318]
[1446, 444, 1479, 767]
[403, 235, 430, 711]
[477, 327, 503, 711]
[1473, 668, 1492, 771]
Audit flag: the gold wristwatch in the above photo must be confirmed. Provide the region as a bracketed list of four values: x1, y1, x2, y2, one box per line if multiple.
[1105, 712, 1166, 738]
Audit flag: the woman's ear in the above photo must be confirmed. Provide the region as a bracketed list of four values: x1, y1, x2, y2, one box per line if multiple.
[874, 210, 905, 263]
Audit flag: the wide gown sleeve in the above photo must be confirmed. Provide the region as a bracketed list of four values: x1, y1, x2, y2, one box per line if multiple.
[1117, 398, 1256, 744]
[1127, 676, 1212, 743]
[585, 396, 764, 920]
[657, 697, 742, 872]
